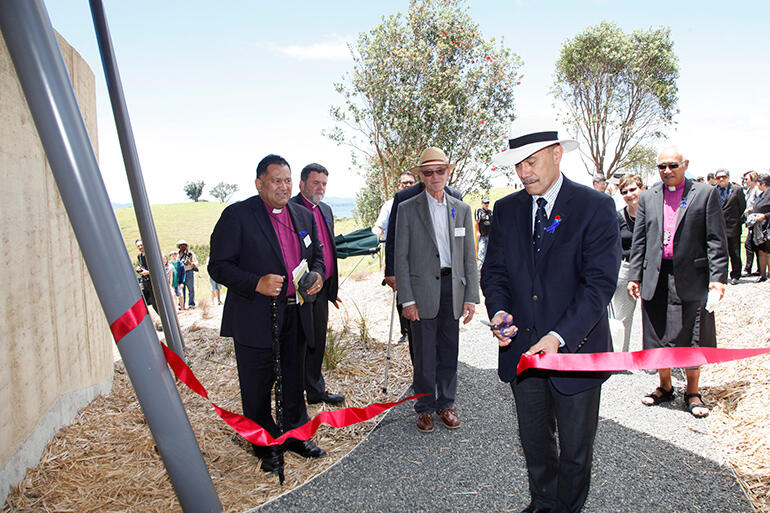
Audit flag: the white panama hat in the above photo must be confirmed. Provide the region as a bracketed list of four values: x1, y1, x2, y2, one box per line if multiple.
[492, 122, 579, 167]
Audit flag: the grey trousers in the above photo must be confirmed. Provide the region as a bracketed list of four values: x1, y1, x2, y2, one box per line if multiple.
[410, 274, 459, 413]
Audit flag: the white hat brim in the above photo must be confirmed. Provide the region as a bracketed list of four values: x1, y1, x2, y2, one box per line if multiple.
[492, 139, 578, 167]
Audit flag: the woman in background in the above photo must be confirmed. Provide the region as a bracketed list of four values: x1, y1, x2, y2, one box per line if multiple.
[611, 174, 645, 352]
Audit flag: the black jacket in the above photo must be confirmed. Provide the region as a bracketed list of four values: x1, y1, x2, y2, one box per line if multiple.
[208, 195, 324, 348]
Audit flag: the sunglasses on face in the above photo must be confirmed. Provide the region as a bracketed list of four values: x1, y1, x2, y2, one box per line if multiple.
[716, 175, 728, 180]
[421, 168, 447, 177]
[620, 186, 639, 195]
[657, 162, 681, 170]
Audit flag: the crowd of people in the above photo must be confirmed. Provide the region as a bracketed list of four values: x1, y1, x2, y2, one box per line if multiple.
[134, 238, 208, 312]
[195, 117, 763, 512]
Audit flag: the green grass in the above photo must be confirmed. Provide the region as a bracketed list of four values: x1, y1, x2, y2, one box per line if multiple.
[115, 202, 228, 257]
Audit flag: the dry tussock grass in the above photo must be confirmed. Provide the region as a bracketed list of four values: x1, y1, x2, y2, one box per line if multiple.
[3, 310, 411, 512]
[702, 280, 770, 512]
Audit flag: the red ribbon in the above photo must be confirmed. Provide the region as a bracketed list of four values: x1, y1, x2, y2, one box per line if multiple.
[161, 342, 425, 446]
[517, 346, 770, 375]
[110, 298, 148, 343]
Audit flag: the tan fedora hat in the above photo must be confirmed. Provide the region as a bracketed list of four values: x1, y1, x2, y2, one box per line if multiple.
[409, 147, 456, 174]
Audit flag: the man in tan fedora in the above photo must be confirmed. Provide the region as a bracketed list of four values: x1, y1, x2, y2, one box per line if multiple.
[384, 148, 463, 363]
[394, 147, 479, 432]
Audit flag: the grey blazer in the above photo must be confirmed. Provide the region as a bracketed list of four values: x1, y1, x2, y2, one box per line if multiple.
[394, 191, 480, 319]
[628, 179, 728, 302]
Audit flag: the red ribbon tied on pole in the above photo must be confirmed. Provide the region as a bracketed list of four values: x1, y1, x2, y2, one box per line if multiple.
[517, 346, 770, 375]
[109, 297, 425, 447]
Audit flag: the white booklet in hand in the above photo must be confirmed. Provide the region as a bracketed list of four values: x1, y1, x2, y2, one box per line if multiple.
[292, 259, 309, 305]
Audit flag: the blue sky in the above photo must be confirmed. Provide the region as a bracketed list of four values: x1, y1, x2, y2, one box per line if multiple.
[45, 0, 769, 204]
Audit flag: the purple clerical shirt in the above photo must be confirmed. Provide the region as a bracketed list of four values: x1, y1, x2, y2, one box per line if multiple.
[301, 195, 335, 281]
[662, 181, 685, 261]
[267, 204, 301, 296]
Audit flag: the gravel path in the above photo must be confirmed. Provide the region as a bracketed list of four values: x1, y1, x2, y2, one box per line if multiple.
[255, 273, 752, 512]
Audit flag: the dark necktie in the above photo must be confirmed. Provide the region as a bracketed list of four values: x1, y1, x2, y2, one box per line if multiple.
[718, 186, 727, 205]
[533, 197, 547, 255]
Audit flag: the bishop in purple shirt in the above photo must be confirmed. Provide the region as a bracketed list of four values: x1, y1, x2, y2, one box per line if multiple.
[291, 163, 346, 406]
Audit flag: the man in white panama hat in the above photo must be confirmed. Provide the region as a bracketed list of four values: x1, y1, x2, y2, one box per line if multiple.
[481, 124, 621, 513]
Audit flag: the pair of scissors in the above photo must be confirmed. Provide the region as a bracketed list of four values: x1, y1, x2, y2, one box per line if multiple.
[479, 318, 517, 336]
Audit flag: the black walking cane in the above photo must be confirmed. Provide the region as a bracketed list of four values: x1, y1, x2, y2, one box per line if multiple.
[270, 297, 286, 485]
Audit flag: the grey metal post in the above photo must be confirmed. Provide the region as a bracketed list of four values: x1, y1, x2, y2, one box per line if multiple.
[0, 2, 222, 511]
[88, 0, 185, 359]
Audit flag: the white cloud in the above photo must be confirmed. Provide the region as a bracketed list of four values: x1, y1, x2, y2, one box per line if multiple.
[275, 36, 351, 61]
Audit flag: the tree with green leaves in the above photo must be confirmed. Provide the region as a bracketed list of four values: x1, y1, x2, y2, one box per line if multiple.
[209, 182, 239, 203]
[325, 0, 522, 226]
[183, 180, 205, 202]
[552, 21, 679, 178]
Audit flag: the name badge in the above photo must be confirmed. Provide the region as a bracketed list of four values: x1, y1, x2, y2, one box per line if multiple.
[454, 227, 465, 237]
[304, 234, 311, 247]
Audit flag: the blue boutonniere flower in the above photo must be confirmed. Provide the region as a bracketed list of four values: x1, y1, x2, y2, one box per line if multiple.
[324, 215, 331, 224]
[680, 199, 687, 209]
[299, 230, 308, 238]
[545, 215, 561, 234]
[451, 207, 456, 219]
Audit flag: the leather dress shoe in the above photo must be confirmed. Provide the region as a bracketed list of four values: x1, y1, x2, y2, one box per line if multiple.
[519, 503, 551, 513]
[308, 392, 345, 405]
[283, 438, 327, 458]
[253, 445, 284, 475]
[729, 278, 740, 285]
[416, 412, 434, 432]
[436, 408, 461, 429]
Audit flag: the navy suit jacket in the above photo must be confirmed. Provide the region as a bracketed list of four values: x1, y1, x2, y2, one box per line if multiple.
[481, 176, 621, 394]
[384, 183, 462, 277]
[290, 194, 339, 302]
[208, 195, 325, 348]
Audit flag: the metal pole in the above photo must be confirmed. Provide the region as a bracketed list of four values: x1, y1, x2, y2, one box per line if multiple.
[0, 2, 221, 511]
[88, 0, 185, 360]
[382, 288, 397, 393]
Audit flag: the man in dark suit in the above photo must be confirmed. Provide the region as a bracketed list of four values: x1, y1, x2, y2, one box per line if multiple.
[714, 169, 746, 284]
[384, 166, 462, 363]
[394, 147, 479, 432]
[291, 163, 345, 406]
[628, 146, 728, 418]
[481, 126, 621, 513]
[209, 154, 327, 477]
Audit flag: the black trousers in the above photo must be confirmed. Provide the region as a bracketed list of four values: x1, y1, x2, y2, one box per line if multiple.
[745, 227, 759, 272]
[233, 305, 309, 440]
[410, 274, 458, 413]
[305, 284, 330, 402]
[727, 234, 742, 280]
[511, 374, 601, 513]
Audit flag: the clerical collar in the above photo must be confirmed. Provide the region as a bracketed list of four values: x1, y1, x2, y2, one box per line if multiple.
[301, 194, 318, 209]
[271, 207, 283, 214]
[666, 180, 685, 192]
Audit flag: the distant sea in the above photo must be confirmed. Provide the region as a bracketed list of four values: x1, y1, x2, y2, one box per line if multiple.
[325, 196, 355, 218]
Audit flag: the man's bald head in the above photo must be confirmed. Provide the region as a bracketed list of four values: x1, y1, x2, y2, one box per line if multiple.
[657, 144, 688, 187]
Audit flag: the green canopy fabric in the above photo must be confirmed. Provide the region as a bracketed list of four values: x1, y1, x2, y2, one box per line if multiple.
[334, 228, 381, 259]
